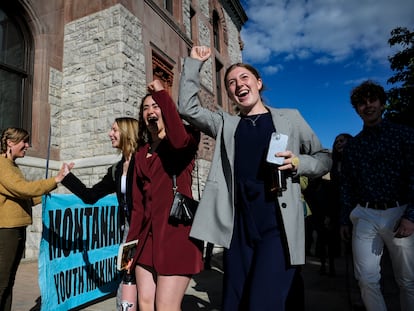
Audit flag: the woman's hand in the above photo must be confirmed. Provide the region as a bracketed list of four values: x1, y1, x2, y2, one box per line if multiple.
[148, 79, 164, 93]
[276, 151, 299, 172]
[190, 46, 211, 61]
[125, 258, 133, 274]
[55, 162, 74, 183]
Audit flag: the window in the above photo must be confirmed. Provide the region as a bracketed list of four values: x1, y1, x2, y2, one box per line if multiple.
[215, 59, 223, 106]
[164, 0, 173, 15]
[0, 7, 32, 131]
[152, 52, 173, 95]
[213, 10, 220, 52]
[190, 6, 196, 43]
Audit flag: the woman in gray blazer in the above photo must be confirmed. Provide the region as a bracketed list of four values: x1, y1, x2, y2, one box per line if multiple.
[178, 46, 331, 311]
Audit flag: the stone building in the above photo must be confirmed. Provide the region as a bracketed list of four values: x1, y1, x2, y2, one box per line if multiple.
[0, 0, 247, 259]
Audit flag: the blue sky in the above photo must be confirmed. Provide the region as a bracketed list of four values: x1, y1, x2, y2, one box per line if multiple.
[239, 0, 414, 149]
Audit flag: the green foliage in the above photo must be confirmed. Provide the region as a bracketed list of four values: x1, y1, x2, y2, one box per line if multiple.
[385, 27, 414, 126]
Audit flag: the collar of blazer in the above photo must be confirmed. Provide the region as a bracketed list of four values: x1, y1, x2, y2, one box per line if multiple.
[268, 107, 293, 149]
[219, 106, 293, 158]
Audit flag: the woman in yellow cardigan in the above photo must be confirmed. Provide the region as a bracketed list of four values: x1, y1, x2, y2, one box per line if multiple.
[0, 127, 67, 311]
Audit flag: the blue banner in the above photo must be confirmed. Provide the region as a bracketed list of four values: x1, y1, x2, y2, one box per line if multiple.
[39, 194, 122, 311]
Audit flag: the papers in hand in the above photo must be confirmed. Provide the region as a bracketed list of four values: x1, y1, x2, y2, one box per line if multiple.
[117, 239, 138, 271]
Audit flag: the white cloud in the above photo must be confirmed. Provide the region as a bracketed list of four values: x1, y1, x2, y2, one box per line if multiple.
[315, 56, 334, 65]
[262, 64, 284, 75]
[241, 0, 414, 66]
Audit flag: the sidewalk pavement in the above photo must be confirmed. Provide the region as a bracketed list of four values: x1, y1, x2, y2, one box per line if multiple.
[12, 250, 400, 311]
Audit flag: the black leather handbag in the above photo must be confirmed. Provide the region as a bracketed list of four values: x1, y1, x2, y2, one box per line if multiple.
[169, 175, 198, 225]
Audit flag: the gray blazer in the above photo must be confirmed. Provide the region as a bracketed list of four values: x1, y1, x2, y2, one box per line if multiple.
[178, 57, 332, 265]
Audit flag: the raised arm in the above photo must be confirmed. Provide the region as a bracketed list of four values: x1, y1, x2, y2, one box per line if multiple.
[148, 80, 199, 150]
[178, 46, 223, 139]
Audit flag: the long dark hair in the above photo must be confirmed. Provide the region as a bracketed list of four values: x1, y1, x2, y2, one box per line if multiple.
[332, 133, 352, 162]
[330, 133, 353, 182]
[137, 94, 153, 147]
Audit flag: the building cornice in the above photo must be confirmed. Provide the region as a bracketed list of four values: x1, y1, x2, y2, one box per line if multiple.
[144, 0, 192, 47]
[222, 0, 248, 29]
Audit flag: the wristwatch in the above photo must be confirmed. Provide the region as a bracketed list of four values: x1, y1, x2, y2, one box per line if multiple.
[291, 157, 299, 169]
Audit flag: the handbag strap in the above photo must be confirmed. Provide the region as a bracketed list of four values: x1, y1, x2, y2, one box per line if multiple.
[172, 174, 178, 195]
[172, 155, 199, 197]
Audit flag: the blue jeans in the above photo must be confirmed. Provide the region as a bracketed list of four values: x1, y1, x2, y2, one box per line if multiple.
[350, 204, 414, 311]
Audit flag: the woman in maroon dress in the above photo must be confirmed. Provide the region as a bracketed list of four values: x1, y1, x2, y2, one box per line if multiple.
[126, 79, 203, 311]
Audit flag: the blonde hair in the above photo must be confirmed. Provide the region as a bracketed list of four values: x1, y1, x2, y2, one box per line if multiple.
[115, 117, 139, 158]
[1, 127, 30, 155]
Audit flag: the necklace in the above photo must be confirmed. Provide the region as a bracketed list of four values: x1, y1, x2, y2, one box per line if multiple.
[244, 114, 262, 126]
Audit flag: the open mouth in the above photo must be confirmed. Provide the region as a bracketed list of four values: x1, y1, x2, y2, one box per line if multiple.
[148, 116, 158, 124]
[237, 90, 249, 97]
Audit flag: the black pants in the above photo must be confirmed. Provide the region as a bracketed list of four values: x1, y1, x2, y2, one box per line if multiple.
[286, 267, 305, 311]
[0, 227, 26, 311]
[222, 209, 296, 311]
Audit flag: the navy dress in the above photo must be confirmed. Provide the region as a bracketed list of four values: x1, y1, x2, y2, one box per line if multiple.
[222, 112, 297, 311]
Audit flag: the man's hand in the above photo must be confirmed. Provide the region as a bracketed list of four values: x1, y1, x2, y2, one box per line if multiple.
[394, 217, 414, 238]
[190, 46, 211, 61]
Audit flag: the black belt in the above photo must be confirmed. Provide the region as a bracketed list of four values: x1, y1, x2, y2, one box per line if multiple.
[359, 201, 405, 210]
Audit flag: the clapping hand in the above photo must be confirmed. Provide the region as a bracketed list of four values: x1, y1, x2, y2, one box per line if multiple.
[55, 162, 75, 183]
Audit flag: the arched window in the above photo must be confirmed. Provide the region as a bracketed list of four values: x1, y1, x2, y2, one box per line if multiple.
[0, 7, 32, 131]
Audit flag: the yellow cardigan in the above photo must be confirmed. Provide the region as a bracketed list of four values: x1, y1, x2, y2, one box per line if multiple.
[0, 156, 57, 228]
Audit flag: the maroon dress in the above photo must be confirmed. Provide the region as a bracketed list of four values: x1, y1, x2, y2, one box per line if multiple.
[127, 90, 203, 275]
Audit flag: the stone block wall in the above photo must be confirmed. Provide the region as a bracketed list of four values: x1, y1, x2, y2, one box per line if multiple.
[23, 4, 146, 258]
[60, 5, 145, 161]
[21, 1, 246, 259]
